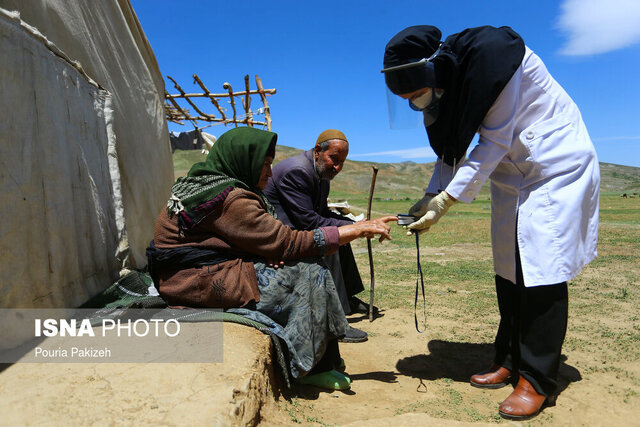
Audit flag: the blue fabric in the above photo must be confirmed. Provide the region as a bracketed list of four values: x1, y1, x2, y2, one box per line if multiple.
[264, 150, 352, 229]
[228, 258, 348, 378]
[312, 229, 327, 257]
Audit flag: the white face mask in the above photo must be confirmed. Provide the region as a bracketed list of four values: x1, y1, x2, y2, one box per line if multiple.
[409, 89, 433, 111]
[409, 88, 444, 126]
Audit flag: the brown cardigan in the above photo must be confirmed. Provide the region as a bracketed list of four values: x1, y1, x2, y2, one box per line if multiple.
[153, 188, 340, 308]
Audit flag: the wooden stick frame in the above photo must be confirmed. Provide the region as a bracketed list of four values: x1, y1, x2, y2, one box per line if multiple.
[165, 74, 276, 130]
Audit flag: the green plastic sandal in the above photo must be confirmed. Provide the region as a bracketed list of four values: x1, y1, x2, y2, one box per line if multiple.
[329, 370, 351, 388]
[296, 369, 351, 390]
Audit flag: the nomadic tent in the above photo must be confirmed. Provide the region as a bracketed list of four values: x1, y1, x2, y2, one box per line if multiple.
[0, 0, 173, 308]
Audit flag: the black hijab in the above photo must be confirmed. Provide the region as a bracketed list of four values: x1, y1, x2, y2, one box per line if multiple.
[384, 25, 525, 166]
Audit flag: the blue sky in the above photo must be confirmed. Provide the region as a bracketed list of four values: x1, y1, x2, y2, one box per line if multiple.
[131, 0, 640, 167]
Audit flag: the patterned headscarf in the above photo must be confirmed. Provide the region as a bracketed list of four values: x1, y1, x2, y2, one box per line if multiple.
[167, 127, 278, 233]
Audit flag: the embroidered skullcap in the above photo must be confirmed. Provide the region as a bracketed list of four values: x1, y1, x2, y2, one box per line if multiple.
[315, 129, 348, 148]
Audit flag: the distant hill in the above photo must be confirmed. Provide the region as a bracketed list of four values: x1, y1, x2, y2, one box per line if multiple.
[599, 163, 640, 193]
[173, 146, 640, 197]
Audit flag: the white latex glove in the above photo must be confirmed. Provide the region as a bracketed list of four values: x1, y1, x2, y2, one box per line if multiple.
[408, 193, 435, 217]
[405, 191, 456, 235]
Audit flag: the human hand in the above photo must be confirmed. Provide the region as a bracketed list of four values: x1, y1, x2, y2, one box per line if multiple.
[406, 191, 456, 235]
[338, 216, 397, 245]
[364, 215, 398, 242]
[408, 193, 435, 217]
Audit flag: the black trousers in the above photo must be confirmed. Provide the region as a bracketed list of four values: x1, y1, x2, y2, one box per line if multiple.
[308, 339, 341, 374]
[493, 254, 568, 397]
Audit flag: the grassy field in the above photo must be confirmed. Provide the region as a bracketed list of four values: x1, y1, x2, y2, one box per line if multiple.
[351, 192, 639, 349]
[173, 147, 640, 424]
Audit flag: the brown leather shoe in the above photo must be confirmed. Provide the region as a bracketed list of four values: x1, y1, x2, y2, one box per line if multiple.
[498, 376, 556, 420]
[470, 364, 512, 389]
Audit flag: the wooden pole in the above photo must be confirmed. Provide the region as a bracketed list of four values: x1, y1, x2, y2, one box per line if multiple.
[255, 75, 272, 130]
[223, 82, 238, 127]
[167, 76, 214, 120]
[165, 89, 276, 98]
[243, 74, 253, 126]
[164, 75, 276, 129]
[192, 74, 226, 121]
[367, 165, 379, 322]
[164, 90, 199, 128]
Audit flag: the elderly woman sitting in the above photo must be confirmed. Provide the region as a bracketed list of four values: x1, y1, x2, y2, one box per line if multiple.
[148, 127, 395, 390]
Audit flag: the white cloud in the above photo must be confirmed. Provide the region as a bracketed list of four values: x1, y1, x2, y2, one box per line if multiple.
[557, 0, 640, 55]
[351, 146, 437, 159]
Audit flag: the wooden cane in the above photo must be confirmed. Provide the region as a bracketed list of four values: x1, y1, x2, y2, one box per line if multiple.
[367, 165, 379, 322]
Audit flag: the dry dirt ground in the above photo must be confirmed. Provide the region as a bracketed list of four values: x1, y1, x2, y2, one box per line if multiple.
[265, 309, 639, 426]
[262, 240, 640, 426]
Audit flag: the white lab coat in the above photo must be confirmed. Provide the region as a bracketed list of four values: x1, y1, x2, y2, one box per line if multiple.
[426, 47, 600, 286]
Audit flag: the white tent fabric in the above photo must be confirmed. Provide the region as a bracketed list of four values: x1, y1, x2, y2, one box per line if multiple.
[0, 1, 173, 308]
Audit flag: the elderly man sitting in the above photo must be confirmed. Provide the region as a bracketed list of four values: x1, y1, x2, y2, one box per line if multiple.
[264, 129, 376, 343]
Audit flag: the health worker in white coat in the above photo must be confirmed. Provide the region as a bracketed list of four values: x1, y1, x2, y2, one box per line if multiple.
[382, 25, 599, 421]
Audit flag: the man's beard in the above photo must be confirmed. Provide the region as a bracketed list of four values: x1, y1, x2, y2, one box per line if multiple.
[316, 159, 338, 180]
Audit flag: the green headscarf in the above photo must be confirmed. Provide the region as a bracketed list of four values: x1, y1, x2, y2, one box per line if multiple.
[167, 127, 278, 222]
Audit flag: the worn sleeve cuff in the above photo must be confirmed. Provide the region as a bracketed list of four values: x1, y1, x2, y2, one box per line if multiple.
[319, 226, 340, 255]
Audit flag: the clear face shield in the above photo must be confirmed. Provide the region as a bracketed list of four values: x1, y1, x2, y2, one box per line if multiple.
[385, 86, 444, 129]
[385, 87, 425, 129]
[382, 49, 443, 129]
